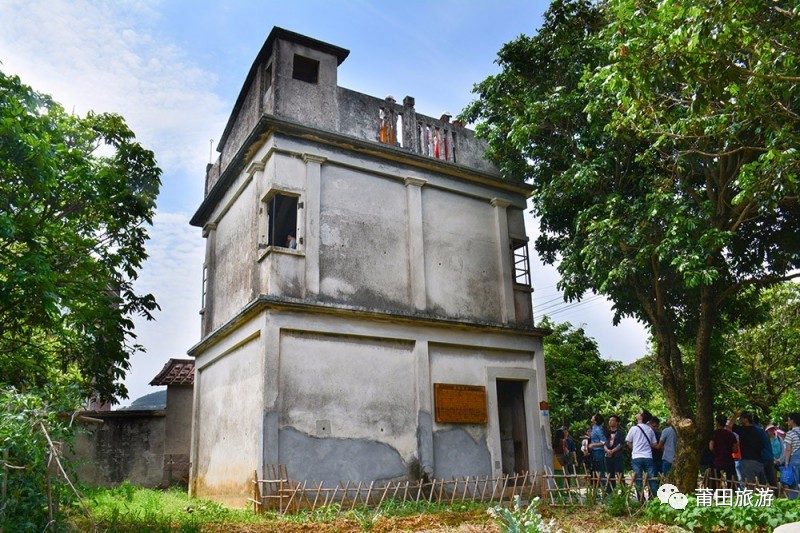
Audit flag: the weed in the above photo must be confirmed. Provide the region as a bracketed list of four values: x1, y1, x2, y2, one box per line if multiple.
[488, 494, 558, 532]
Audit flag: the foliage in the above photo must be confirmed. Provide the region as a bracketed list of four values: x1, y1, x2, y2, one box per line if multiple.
[540, 316, 666, 433]
[646, 494, 800, 532]
[488, 495, 558, 533]
[539, 316, 622, 429]
[716, 283, 800, 422]
[463, 0, 800, 492]
[0, 69, 161, 402]
[0, 386, 83, 532]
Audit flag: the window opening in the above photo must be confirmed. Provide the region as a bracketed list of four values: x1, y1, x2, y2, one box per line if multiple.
[511, 240, 531, 286]
[267, 194, 298, 249]
[396, 114, 403, 147]
[292, 54, 319, 84]
[201, 264, 208, 310]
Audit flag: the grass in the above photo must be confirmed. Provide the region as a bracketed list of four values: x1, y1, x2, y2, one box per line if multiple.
[65, 482, 495, 532]
[69, 481, 271, 532]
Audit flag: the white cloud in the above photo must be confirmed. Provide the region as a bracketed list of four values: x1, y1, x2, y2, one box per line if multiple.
[0, 0, 226, 202]
[0, 1, 219, 402]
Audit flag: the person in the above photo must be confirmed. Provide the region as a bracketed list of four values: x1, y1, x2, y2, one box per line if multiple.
[648, 417, 663, 474]
[655, 419, 678, 475]
[604, 415, 625, 490]
[588, 414, 607, 485]
[626, 409, 658, 499]
[728, 411, 767, 485]
[752, 414, 777, 488]
[710, 414, 738, 488]
[784, 413, 800, 500]
[553, 428, 568, 473]
[766, 424, 784, 484]
[580, 428, 592, 474]
[287, 234, 297, 249]
[563, 427, 578, 474]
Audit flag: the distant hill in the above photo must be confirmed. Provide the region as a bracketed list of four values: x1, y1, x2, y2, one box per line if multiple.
[118, 390, 167, 410]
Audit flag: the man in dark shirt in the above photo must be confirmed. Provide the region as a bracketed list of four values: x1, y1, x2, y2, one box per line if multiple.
[729, 412, 767, 484]
[710, 414, 737, 488]
[752, 415, 777, 488]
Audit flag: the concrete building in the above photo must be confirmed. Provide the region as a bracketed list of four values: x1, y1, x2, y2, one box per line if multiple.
[188, 27, 550, 506]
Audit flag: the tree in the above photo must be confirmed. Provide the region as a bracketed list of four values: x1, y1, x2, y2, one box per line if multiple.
[539, 316, 622, 429]
[0, 70, 161, 402]
[717, 283, 800, 421]
[463, 0, 800, 492]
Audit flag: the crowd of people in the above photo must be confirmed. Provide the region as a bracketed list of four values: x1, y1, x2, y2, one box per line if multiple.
[552, 410, 800, 499]
[706, 411, 800, 499]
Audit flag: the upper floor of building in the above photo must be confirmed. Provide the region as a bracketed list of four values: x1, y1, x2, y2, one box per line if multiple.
[191, 28, 536, 339]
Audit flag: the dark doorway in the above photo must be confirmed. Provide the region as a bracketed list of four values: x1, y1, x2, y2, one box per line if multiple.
[496, 380, 528, 474]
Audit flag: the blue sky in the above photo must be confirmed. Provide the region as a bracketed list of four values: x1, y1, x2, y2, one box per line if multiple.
[1, 0, 649, 405]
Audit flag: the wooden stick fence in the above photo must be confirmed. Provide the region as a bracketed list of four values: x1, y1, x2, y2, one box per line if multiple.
[251, 465, 544, 514]
[251, 464, 800, 514]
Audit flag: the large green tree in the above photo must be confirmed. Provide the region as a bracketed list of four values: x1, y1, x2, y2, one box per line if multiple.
[0, 70, 161, 402]
[463, 0, 800, 492]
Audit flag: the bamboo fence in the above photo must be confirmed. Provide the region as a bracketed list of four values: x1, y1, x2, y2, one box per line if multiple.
[250, 464, 800, 514]
[250, 465, 543, 514]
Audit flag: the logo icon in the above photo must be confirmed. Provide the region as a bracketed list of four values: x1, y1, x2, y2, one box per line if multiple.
[657, 484, 688, 510]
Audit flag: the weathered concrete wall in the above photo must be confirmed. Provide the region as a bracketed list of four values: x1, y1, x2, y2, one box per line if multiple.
[273, 40, 339, 132]
[429, 344, 543, 477]
[72, 411, 165, 487]
[165, 386, 193, 454]
[277, 330, 416, 482]
[193, 320, 264, 505]
[221, 64, 262, 172]
[422, 188, 502, 322]
[162, 386, 192, 486]
[203, 133, 530, 328]
[209, 175, 258, 331]
[319, 166, 410, 310]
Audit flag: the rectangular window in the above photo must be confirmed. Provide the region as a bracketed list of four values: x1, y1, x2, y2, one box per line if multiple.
[511, 240, 531, 286]
[201, 264, 208, 310]
[292, 54, 319, 84]
[266, 193, 299, 249]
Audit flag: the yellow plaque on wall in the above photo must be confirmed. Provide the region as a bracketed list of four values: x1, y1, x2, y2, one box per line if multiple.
[434, 383, 488, 424]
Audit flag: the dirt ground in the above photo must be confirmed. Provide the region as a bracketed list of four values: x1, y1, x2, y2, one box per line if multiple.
[200, 507, 684, 532]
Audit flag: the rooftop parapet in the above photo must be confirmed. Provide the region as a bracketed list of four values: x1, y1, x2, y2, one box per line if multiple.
[202, 27, 499, 201]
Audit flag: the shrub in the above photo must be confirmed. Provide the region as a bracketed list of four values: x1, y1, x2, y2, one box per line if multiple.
[0, 386, 82, 532]
[646, 494, 800, 532]
[488, 495, 558, 532]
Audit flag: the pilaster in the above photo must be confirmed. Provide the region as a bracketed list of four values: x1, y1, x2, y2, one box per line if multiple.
[302, 154, 326, 297]
[491, 198, 515, 323]
[405, 177, 427, 311]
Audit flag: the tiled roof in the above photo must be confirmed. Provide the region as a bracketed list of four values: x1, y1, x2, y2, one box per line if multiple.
[150, 359, 195, 386]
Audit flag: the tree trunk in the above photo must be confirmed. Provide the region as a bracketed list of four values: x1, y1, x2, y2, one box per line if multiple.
[671, 417, 700, 494]
[653, 321, 699, 493]
[694, 286, 717, 460]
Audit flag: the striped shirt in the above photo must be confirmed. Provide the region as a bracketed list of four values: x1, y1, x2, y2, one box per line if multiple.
[785, 428, 800, 460]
